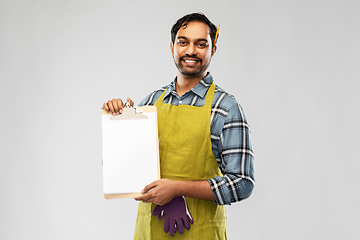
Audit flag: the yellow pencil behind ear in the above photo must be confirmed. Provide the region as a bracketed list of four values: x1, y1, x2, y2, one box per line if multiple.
[214, 25, 220, 45]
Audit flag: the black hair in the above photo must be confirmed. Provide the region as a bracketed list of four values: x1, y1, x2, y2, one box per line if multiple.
[171, 12, 218, 49]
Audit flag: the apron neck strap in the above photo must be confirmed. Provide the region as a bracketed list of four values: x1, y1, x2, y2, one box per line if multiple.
[158, 81, 216, 106]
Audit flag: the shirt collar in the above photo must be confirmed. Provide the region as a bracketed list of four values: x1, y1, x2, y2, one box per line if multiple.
[164, 72, 214, 99]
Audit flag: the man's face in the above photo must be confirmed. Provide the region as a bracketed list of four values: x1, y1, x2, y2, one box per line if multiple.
[171, 21, 216, 78]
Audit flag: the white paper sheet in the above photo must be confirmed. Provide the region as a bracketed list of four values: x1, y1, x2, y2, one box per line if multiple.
[102, 112, 158, 194]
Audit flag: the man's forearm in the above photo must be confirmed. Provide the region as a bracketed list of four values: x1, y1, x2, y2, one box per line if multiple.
[175, 180, 215, 201]
[135, 178, 215, 206]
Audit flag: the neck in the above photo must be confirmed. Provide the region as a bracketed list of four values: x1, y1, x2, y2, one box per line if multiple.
[176, 72, 207, 97]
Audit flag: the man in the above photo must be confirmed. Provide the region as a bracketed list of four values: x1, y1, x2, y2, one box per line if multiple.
[103, 13, 254, 239]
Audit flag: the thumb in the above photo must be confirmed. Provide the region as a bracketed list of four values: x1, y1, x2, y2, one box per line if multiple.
[127, 96, 134, 106]
[142, 181, 157, 194]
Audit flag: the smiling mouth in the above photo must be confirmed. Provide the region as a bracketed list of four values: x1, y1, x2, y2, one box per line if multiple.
[181, 58, 201, 66]
[184, 59, 198, 63]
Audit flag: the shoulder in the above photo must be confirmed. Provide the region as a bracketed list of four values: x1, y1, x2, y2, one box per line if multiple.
[138, 84, 169, 106]
[212, 84, 244, 117]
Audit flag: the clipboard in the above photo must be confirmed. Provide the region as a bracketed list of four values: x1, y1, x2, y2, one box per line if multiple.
[101, 104, 160, 199]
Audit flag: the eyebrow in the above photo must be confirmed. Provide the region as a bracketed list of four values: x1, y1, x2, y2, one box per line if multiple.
[177, 36, 208, 42]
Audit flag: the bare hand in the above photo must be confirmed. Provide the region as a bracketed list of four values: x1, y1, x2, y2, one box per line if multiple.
[134, 179, 179, 206]
[102, 97, 134, 115]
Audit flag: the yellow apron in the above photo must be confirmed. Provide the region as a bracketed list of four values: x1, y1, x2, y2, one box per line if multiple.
[134, 82, 227, 240]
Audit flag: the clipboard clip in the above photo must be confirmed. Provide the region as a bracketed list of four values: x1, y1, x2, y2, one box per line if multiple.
[110, 102, 148, 120]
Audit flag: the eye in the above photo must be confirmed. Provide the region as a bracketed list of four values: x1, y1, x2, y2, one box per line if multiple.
[198, 42, 208, 48]
[177, 40, 187, 46]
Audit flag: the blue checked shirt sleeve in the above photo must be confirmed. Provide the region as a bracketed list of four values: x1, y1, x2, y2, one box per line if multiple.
[208, 103, 255, 205]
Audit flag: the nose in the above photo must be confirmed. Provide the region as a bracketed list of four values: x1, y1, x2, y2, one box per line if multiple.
[185, 43, 197, 56]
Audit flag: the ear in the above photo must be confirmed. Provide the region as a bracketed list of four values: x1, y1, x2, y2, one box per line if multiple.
[170, 42, 174, 58]
[211, 45, 217, 57]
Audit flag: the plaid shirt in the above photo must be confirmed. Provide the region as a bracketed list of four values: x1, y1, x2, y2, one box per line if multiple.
[138, 73, 255, 205]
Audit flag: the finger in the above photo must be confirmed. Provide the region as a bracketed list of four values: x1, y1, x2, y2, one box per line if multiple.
[103, 102, 109, 111]
[177, 219, 184, 234]
[134, 192, 155, 203]
[112, 98, 119, 114]
[117, 98, 124, 113]
[152, 206, 162, 216]
[127, 96, 134, 106]
[164, 217, 170, 233]
[170, 219, 176, 236]
[134, 195, 150, 202]
[107, 100, 115, 115]
[187, 213, 194, 224]
[184, 216, 191, 230]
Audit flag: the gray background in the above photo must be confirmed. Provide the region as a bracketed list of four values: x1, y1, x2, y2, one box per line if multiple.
[1, 0, 359, 239]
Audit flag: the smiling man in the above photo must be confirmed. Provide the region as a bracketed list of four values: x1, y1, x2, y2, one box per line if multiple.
[103, 13, 254, 240]
[172, 20, 214, 79]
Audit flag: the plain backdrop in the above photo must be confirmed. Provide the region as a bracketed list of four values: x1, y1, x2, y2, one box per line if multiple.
[1, 0, 359, 239]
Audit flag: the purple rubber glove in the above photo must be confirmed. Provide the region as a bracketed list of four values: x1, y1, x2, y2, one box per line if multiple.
[152, 196, 194, 236]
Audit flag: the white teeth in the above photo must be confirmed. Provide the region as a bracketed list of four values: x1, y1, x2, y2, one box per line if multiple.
[184, 60, 197, 63]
